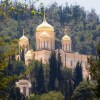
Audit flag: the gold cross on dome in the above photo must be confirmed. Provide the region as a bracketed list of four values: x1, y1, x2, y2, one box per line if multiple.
[43, 6, 46, 21]
[23, 29, 25, 36]
[63, 26, 70, 35]
[63, 28, 68, 35]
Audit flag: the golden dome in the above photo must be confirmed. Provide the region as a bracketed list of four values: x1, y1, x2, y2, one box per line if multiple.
[40, 32, 49, 38]
[36, 20, 54, 32]
[19, 30, 28, 42]
[62, 35, 71, 41]
[19, 35, 28, 41]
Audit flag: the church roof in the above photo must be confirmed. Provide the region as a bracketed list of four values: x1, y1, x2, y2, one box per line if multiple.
[36, 20, 54, 32]
[19, 35, 28, 41]
[19, 30, 28, 41]
[62, 34, 71, 41]
[36, 8, 54, 32]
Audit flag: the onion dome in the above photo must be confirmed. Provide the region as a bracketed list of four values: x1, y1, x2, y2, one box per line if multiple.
[36, 10, 54, 32]
[19, 30, 28, 42]
[36, 20, 54, 32]
[40, 32, 49, 38]
[62, 34, 71, 41]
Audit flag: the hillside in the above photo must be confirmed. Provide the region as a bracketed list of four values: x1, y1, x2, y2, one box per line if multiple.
[0, 2, 100, 55]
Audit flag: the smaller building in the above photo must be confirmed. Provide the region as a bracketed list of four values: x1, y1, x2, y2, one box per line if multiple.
[16, 79, 32, 97]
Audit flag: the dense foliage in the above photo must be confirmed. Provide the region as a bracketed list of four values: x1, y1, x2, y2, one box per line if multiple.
[0, 0, 100, 100]
[88, 42, 100, 98]
[0, 1, 100, 55]
[73, 81, 96, 100]
[28, 91, 64, 100]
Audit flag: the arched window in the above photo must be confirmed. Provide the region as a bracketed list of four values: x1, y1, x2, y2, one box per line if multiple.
[71, 60, 73, 66]
[40, 41, 42, 49]
[27, 45, 28, 51]
[69, 44, 70, 51]
[63, 44, 64, 50]
[42, 41, 44, 48]
[44, 41, 45, 48]
[45, 41, 47, 49]
[47, 41, 48, 49]
[39, 40, 40, 49]
[51, 39, 52, 50]
[66, 44, 67, 51]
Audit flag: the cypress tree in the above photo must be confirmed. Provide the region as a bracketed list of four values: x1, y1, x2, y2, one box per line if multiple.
[36, 60, 45, 94]
[57, 50, 62, 90]
[74, 62, 83, 87]
[49, 51, 57, 90]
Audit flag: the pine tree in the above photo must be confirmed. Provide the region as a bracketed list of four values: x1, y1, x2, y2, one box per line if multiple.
[74, 62, 83, 87]
[49, 51, 57, 90]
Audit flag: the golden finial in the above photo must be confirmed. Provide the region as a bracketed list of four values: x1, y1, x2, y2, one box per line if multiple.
[43, 5, 46, 21]
[63, 28, 68, 35]
[23, 29, 25, 36]
[63, 26, 70, 35]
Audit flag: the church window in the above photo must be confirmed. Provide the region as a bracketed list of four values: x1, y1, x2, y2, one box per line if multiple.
[42, 41, 43, 48]
[66, 44, 67, 51]
[69, 44, 71, 51]
[85, 62, 87, 67]
[71, 60, 73, 66]
[47, 41, 48, 49]
[41, 41, 42, 48]
[39, 40, 40, 49]
[27, 45, 28, 51]
[63, 44, 64, 50]
[51, 39, 52, 49]
[44, 41, 45, 48]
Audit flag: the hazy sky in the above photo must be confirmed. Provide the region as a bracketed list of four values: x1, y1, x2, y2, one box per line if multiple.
[39, 0, 100, 14]
[18, 0, 100, 15]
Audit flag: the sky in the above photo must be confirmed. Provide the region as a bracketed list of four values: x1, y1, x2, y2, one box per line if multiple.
[18, 0, 100, 15]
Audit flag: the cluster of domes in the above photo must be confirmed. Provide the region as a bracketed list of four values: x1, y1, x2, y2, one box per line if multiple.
[19, 12, 71, 53]
[36, 18, 71, 41]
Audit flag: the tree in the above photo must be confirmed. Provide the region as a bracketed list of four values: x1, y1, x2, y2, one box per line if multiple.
[49, 51, 57, 90]
[73, 81, 96, 100]
[30, 60, 45, 94]
[0, 37, 18, 99]
[41, 91, 64, 100]
[28, 91, 64, 100]
[88, 42, 100, 97]
[74, 62, 83, 87]
[56, 50, 62, 90]
[12, 61, 25, 76]
[8, 87, 25, 100]
[61, 68, 74, 100]
[36, 60, 45, 94]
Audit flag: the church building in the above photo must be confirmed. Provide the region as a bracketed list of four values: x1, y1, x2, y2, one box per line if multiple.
[17, 13, 89, 79]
